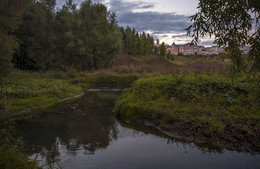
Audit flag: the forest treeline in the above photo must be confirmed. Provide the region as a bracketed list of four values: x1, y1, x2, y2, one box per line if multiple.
[0, 0, 172, 74]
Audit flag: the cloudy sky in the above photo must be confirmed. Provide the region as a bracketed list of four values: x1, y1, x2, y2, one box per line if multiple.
[56, 0, 214, 46]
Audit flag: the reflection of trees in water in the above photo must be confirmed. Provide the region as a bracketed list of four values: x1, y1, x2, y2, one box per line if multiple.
[118, 118, 223, 155]
[16, 91, 120, 162]
[38, 138, 61, 163]
[63, 91, 119, 154]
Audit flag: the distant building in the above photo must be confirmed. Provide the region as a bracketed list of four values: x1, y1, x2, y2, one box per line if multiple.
[167, 42, 250, 56]
[168, 42, 226, 56]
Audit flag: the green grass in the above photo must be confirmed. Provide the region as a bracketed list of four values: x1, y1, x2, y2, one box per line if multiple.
[115, 75, 260, 139]
[0, 146, 39, 169]
[3, 72, 84, 114]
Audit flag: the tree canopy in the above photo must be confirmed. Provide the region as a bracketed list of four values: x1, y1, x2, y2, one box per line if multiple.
[13, 0, 123, 71]
[186, 0, 260, 74]
[0, 0, 27, 77]
[1, 0, 170, 72]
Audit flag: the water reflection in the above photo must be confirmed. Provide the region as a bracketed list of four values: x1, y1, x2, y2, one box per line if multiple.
[15, 91, 260, 169]
[16, 92, 119, 162]
[118, 119, 224, 154]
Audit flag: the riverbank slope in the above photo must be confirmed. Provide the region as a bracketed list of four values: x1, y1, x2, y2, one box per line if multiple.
[114, 75, 260, 153]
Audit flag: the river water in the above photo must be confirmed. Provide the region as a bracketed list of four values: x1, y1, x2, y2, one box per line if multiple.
[15, 91, 260, 169]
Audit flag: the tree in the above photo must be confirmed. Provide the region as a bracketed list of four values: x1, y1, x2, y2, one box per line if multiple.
[0, 0, 27, 116]
[54, 0, 81, 70]
[159, 42, 166, 58]
[0, 0, 27, 77]
[12, 0, 122, 71]
[153, 39, 160, 56]
[121, 27, 154, 56]
[166, 51, 174, 61]
[186, 0, 260, 74]
[14, 0, 57, 70]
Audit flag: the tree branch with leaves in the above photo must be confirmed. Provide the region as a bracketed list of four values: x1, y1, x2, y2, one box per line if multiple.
[186, 0, 260, 75]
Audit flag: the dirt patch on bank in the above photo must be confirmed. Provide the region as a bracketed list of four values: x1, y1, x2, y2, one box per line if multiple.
[144, 118, 260, 154]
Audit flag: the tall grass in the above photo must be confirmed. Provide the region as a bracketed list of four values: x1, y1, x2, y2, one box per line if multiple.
[111, 54, 229, 74]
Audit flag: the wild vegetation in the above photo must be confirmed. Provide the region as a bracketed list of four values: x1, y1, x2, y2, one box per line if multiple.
[3, 72, 83, 114]
[1, 71, 145, 116]
[115, 75, 260, 152]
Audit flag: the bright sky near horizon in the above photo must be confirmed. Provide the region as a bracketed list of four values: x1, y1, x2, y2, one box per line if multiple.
[56, 0, 214, 46]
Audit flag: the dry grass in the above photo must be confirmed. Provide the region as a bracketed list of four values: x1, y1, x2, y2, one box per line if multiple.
[108, 54, 228, 74]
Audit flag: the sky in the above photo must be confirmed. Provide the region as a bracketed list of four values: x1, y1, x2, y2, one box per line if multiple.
[56, 0, 214, 46]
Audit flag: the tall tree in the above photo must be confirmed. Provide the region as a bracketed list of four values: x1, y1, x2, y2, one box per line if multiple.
[120, 27, 155, 56]
[54, 0, 80, 70]
[14, 0, 57, 70]
[11, 0, 123, 71]
[0, 0, 27, 115]
[0, 0, 27, 76]
[159, 42, 166, 58]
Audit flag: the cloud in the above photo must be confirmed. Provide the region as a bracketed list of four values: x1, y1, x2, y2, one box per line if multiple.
[172, 33, 187, 38]
[107, 0, 191, 44]
[161, 35, 169, 38]
[109, 0, 140, 13]
[140, 5, 154, 9]
[56, 0, 104, 8]
[199, 40, 215, 46]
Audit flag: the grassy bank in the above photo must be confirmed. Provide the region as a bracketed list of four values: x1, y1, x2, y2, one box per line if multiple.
[2, 71, 143, 116]
[3, 72, 84, 114]
[114, 75, 260, 152]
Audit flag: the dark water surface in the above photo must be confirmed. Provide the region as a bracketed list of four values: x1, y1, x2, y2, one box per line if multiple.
[15, 91, 260, 169]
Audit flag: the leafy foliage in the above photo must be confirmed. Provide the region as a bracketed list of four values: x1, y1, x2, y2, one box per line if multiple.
[186, 0, 260, 74]
[0, 0, 27, 77]
[13, 0, 122, 71]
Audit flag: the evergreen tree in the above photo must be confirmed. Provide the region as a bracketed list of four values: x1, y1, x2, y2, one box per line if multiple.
[159, 42, 166, 58]
[153, 39, 160, 56]
[120, 27, 155, 56]
[166, 51, 174, 61]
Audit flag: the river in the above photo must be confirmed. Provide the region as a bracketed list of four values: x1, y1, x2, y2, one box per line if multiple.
[15, 91, 260, 169]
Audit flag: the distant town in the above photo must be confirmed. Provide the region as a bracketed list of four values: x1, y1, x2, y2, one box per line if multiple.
[166, 42, 250, 56]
